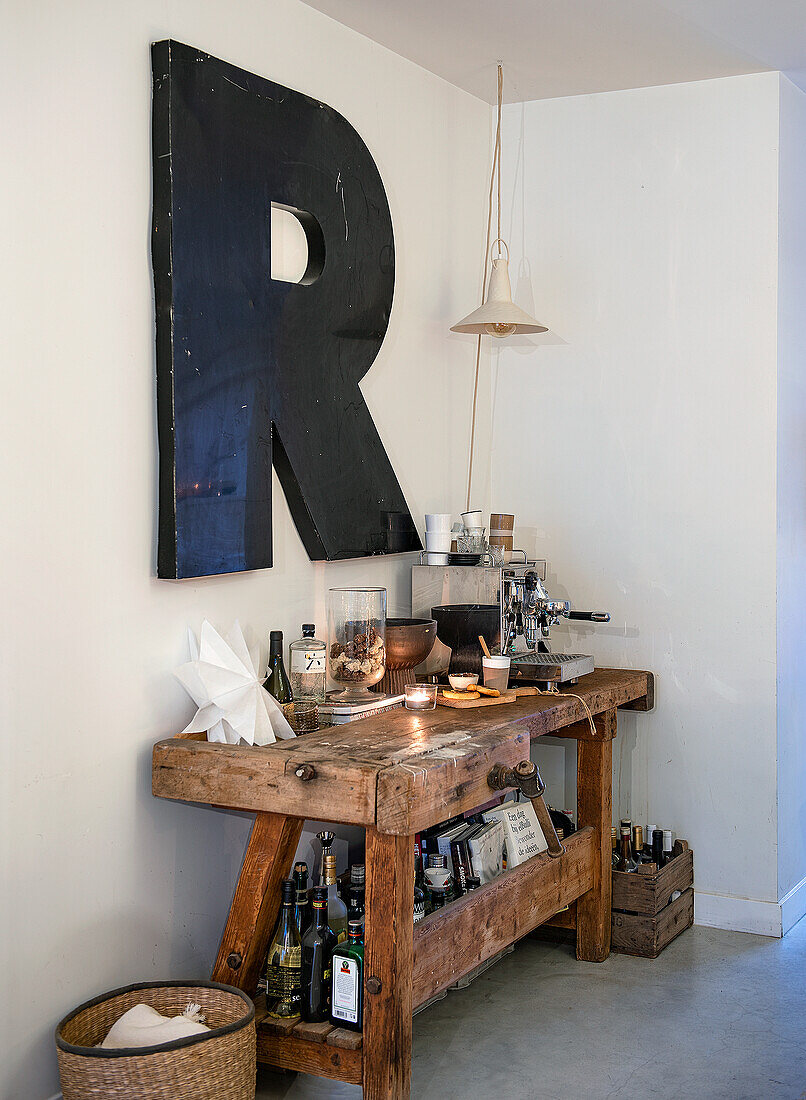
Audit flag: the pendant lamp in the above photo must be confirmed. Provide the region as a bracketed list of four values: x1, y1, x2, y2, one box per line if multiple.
[456, 63, 549, 512]
[451, 64, 547, 338]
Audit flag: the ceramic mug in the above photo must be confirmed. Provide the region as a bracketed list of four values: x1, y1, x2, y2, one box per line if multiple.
[425, 513, 452, 531]
[425, 530, 452, 552]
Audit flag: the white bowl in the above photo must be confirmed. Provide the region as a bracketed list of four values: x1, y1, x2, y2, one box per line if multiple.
[448, 673, 479, 691]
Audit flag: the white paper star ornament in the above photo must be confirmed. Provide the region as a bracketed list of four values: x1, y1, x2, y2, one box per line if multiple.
[175, 621, 295, 745]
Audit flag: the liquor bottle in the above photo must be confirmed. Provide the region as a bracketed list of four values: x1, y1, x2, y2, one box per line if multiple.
[645, 824, 658, 858]
[617, 827, 637, 872]
[611, 827, 620, 868]
[301, 886, 337, 1022]
[632, 826, 651, 864]
[265, 880, 303, 1019]
[347, 864, 365, 928]
[289, 625, 327, 705]
[322, 851, 348, 942]
[413, 852, 426, 924]
[293, 861, 311, 938]
[651, 828, 664, 868]
[330, 920, 364, 1031]
[265, 630, 293, 717]
[662, 829, 674, 866]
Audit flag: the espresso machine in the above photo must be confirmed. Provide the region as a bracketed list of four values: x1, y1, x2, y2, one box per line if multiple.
[411, 561, 610, 685]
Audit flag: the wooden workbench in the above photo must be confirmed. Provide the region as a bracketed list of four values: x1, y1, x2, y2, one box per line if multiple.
[152, 667, 653, 1098]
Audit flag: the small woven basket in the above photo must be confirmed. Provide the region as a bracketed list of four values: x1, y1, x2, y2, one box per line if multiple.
[55, 980, 256, 1100]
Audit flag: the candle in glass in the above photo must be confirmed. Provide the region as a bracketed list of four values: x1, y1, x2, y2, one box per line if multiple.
[404, 683, 437, 710]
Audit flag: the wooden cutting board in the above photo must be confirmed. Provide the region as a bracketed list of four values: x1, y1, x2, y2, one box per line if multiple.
[437, 689, 518, 709]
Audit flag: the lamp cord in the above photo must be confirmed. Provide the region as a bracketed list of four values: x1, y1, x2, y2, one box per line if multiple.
[466, 62, 504, 513]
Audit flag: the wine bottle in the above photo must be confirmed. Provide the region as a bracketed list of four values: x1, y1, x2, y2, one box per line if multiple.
[651, 828, 664, 868]
[265, 630, 293, 716]
[330, 920, 364, 1031]
[611, 826, 620, 868]
[322, 851, 348, 942]
[662, 829, 674, 866]
[293, 861, 310, 938]
[265, 880, 303, 1019]
[618, 827, 637, 872]
[301, 886, 337, 1023]
[347, 864, 365, 929]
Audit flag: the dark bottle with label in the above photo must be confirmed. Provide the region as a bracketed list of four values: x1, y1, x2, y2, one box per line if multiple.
[293, 861, 311, 938]
[265, 630, 293, 715]
[330, 920, 364, 1031]
[301, 886, 337, 1022]
[265, 880, 302, 1019]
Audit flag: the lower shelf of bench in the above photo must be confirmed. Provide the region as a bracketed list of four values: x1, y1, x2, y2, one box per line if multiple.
[255, 997, 363, 1083]
[254, 826, 595, 1083]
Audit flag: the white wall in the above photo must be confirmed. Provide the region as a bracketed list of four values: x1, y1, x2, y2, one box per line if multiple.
[776, 74, 806, 929]
[493, 73, 784, 931]
[0, 2, 490, 1095]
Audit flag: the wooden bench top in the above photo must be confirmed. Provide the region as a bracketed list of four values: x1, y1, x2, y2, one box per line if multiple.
[152, 668, 652, 834]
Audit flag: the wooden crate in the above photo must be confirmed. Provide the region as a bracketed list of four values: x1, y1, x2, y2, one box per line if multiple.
[611, 842, 694, 958]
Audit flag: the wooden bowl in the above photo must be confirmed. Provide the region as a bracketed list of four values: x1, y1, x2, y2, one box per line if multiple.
[376, 618, 437, 694]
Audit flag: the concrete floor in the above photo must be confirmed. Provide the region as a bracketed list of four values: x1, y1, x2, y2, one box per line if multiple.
[256, 920, 806, 1099]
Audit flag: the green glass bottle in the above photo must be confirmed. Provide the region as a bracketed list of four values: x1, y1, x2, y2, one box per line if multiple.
[265, 879, 302, 1019]
[330, 920, 364, 1031]
[265, 630, 293, 716]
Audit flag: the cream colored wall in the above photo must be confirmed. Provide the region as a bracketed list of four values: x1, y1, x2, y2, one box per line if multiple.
[0, 2, 490, 1094]
[493, 73, 783, 933]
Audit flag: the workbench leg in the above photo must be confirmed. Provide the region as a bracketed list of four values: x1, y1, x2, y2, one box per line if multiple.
[363, 828, 415, 1100]
[575, 710, 615, 962]
[211, 811, 303, 995]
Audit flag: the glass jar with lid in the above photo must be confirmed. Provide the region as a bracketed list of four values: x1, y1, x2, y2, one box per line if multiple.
[327, 587, 386, 700]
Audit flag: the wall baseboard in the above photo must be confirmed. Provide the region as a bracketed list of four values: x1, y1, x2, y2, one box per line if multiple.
[694, 890, 782, 937]
[780, 875, 806, 935]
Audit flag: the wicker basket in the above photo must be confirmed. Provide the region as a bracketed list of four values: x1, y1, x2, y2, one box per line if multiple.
[55, 980, 256, 1100]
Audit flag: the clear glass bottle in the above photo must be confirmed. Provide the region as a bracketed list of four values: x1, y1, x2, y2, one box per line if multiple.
[611, 827, 620, 868]
[317, 832, 348, 942]
[289, 625, 327, 704]
[265, 880, 303, 1019]
[301, 886, 337, 1023]
[330, 920, 364, 1031]
[293, 861, 311, 938]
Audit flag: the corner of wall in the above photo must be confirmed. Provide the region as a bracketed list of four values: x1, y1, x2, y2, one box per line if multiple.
[776, 71, 806, 930]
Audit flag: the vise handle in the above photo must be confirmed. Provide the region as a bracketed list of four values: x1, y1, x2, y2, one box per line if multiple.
[487, 760, 565, 858]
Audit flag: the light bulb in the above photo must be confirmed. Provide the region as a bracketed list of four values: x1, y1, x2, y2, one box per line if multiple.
[485, 322, 517, 338]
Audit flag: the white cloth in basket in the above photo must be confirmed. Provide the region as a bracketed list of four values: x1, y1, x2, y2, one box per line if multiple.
[101, 1002, 210, 1049]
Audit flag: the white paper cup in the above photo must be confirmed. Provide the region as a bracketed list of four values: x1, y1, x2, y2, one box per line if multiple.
[461, 510, 483, 527]
[425, 513, 452, 531]
[425, 530, 452, 552]
[482, 655, 511, 693]
[424, 551, 450, 565]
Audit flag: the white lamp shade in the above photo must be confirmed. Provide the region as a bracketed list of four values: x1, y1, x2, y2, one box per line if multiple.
[451, 257, 548, 336]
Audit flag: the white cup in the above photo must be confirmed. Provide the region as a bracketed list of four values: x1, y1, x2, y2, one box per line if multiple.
[425, 530, 452, 552]
[425, 513, 452, 531]
[461, 510, 483, 527]
[482, 655, 511, 693]
[424, 551, 450, 565]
